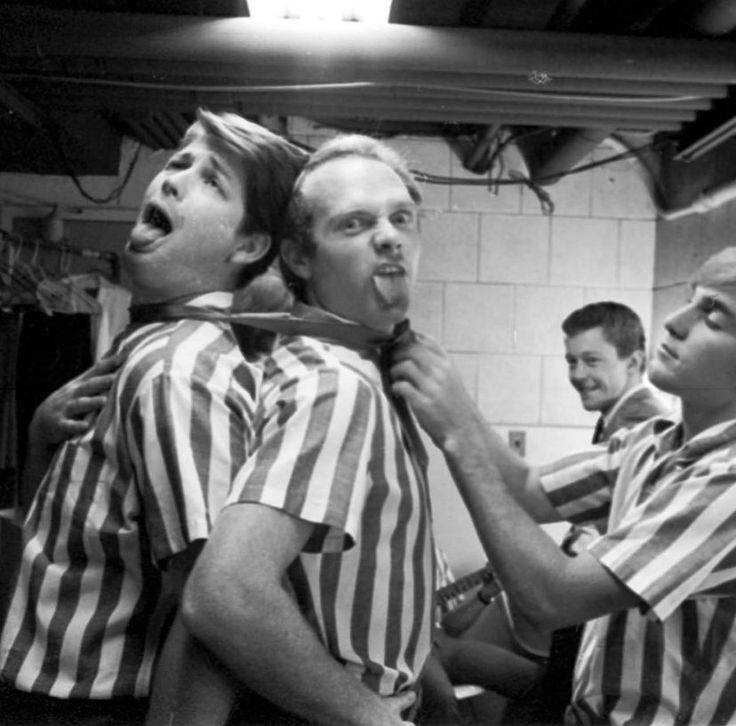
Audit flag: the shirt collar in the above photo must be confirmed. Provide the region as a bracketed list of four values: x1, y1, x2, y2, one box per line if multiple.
[183, 291, 233, 309]
[653, 414, 736, 463]
[600, 383, 648, 428]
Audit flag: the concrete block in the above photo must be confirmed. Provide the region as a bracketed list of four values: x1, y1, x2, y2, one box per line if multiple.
[443, 283, 515, 353]
[619, 220, 656, 288]
[418, 211, 479, 281]
[410, 281, 444, 340]
[550, 217, 619, 287]
[514, 285, 584, 355]
[480, 214, 550, 284]
[476, 354, 541, 424]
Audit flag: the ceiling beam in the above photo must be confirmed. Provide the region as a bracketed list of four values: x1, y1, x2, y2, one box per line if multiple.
[2, 6, 735, 84]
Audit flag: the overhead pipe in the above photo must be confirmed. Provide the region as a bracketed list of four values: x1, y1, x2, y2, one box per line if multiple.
[32, 82, 703, 119]
[2, 6, 736, 84]
[21, 57, 726, 99]
[17, 75, 712, 113]
[28, 86, 688, 129]
[659, 177, 736, 220]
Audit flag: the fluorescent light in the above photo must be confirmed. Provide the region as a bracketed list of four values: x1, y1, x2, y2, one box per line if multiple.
[247, 0, 392, 23]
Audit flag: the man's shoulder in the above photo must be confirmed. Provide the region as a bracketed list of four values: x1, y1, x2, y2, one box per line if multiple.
[611, 386, 671, 430]
[269, 335, 375, 370]
[120, 319, 254, 386]
[263, 335, 381, 390]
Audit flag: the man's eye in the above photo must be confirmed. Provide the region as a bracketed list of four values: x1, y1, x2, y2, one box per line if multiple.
[393, 210, 416, 227]
[340, 217, 365, 232]
[204, 173, 221, 190]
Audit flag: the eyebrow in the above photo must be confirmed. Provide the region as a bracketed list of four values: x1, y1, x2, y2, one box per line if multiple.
[699, 292, 736, 319]
[208, 153, 234, 181]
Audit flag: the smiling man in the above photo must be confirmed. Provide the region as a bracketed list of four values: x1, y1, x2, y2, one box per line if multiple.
[562, 301, 667, 445]
[171, 135, 434, 726]
[390, 246, 736, 724]
[0, 109, 306, 725]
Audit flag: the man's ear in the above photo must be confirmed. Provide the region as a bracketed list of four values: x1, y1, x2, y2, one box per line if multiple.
[627, 349, 645, 376]
[280, 237, 312, 281]
[230, 231, 271, 265]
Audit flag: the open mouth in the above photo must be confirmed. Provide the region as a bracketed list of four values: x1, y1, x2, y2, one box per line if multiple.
[374, 263, 406, 277]
[144, 203, 172, 235]
[128, 202, 173, 251]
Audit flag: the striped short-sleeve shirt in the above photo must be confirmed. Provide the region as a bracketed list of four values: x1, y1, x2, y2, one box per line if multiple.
[541, 416, 736, 725]
[0, 292, 260, 700]
[228, 335, 435, 696]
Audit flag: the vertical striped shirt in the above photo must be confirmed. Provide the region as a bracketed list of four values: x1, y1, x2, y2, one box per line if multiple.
[0, 292, 260, 699]
[228, 333, 435, 696]
[541, 415, 736, 725]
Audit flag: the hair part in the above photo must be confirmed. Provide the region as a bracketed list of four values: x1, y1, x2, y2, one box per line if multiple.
[562, 301, 647, 371]
[189, 108, 308, 286]
[278, 134, 422, 301]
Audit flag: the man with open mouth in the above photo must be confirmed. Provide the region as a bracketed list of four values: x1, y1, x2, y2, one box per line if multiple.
[154, 135, 434, 726]
[0, 108, 306, 726]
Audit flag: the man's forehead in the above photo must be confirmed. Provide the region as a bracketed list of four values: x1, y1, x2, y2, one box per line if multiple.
[565, 326, 623, 355]
[302, 155, 413, 205]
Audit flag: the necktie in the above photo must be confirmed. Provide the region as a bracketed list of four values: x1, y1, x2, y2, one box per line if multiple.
[128, 301, 429, 476]
[591, 417, 605, 444]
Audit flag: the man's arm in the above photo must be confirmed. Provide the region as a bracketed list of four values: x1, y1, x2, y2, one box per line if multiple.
[390, 333, 557, 522]
[390, 335, 641, 630]
[181, 503, 414, 726]
[147, 544, 241, 726]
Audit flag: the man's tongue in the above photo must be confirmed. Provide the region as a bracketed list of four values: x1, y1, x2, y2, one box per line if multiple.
[372, 273, 409, 310]
[128, 220, 167, 251]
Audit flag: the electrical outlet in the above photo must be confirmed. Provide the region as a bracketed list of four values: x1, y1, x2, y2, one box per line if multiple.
[508, 430, 526, 457]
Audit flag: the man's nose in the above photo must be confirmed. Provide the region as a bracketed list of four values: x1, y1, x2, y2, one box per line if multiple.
[569, 362, 586, 380]
[372, 219, 402, 252]
[664, 303, 697, 340]
[161, 175, 181, 198]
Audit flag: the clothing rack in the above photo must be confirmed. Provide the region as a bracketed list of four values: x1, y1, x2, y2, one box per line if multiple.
[0, 229, 121, 281]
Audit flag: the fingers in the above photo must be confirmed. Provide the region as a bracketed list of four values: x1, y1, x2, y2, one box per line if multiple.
[59, 418, 93, 437]
[79, 352, 125, 381]
[76, 375, 115, 397]
[383, 689, 416, 719]
[64, 395, 107, 418]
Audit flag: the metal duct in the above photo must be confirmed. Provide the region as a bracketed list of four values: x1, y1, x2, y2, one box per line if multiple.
[2, 7, 735, 83]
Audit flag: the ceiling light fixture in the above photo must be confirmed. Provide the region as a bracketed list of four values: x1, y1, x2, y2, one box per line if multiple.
[246, 0, 392, 23]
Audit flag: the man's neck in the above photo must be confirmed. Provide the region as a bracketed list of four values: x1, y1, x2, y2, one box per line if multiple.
[681, 398, 736, 440]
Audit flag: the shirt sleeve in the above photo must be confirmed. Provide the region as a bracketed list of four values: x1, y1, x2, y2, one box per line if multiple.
[228, 356, 376, 553]
[539, 445, 617, 531]
[126, 365, 250, 565]
[589, 458, 736, 621]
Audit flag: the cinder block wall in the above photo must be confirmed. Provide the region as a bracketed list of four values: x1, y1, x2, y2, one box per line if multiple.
[0, 120, 658, 575]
